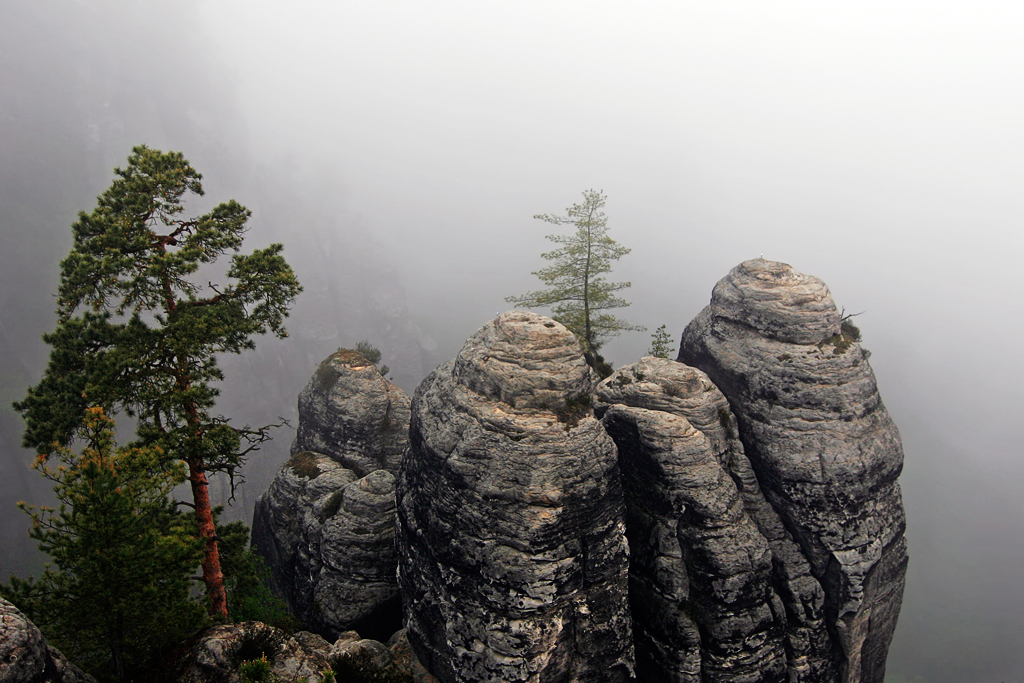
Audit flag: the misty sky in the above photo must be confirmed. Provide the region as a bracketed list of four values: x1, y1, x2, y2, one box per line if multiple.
[2, 2, 1023, 682]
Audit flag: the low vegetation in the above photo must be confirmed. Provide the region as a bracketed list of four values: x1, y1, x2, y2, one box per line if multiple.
[553, 394, 594, 429]
[819, 315, 864, 355]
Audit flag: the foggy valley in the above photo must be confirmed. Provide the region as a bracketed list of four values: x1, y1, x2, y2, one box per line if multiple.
[1, 2, 1022, 681]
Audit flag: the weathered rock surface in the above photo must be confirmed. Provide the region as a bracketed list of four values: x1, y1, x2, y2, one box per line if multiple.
[252, 350, 409, 640]
[597, 357, 833, 683]
[176, 622, 332, 683]
[174, 623, 432, 683]
[679, 259, 908, 683]
[0, 598, 95, 683]
[397, 311, 634, 683]
[388, 630, 441, 683]
[253, 453, 401, 641]
[293, 349, 412, 477]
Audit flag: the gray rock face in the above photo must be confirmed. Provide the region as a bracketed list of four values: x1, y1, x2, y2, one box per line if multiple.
[0, 598, 95, 683]
[397, 311, 634, 683]
[293, 349, 412, 477]
[597, 357, 833, 683]
[679, 259, 908, 683]
[253, 453, 401, 640]
[252, 350, 410, 641]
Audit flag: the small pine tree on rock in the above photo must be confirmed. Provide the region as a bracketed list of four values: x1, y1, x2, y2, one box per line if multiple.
[507, 189, 643, 360]
[648, 324, 674, 358]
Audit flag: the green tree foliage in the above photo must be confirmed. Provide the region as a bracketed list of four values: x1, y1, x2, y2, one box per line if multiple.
[215, 517, 297, 630]
[354, 340, 382, 365]
[506, 189, 642, 365]
[1, 408, 207, 683]
[13, 146, 302, 619]
[648, 324, 674, 358]
[354, 340, 390, 378]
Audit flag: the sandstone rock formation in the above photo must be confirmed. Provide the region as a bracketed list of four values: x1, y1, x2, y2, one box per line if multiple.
[679, 259, 907, 683]
[0, 597, 95, 683]
[597, 357, 833, 683]
[396, 311, 634, 683]
[292, 349, 412, 477]
[252, 350, 409, 640]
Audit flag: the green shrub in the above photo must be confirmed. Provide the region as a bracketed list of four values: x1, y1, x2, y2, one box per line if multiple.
[355, 341, 382, 365]
[648, 324, 674, 358]
[554, 394, 593, 429]
[239, 655, 273, 683]
[840, 318, 862, 342]
[314, 360, 342, 394]
[0, 409, 208, 683]
[612, 372, 633, 387]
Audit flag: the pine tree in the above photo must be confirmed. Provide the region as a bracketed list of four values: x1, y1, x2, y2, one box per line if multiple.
[648, 324, 674, 358]
[2, 408, 207, 682]
[14, 146, 302, 619]
[506, 190, 642, 366]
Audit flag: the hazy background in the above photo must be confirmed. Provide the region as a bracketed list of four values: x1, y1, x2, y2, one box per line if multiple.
[2, 2, 1021, 681]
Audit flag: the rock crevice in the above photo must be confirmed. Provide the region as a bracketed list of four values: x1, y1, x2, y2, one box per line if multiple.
[597, 357, 833, 683]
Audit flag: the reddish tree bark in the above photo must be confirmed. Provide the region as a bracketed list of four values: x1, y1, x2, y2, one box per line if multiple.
[189, 456, 227, 619]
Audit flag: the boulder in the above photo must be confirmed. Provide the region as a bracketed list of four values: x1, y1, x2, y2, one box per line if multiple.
[0, 597, 95, 683]
[252, 452, 401, 641]
[397, 311, 634, 683]
[174, 623, 433, 683]
[597, 357, 833, 682]
[679, 259, 908, 683]
[252, 349, 409, 640]
[388, 630, 441, 683]
[174, 622, 330, 683]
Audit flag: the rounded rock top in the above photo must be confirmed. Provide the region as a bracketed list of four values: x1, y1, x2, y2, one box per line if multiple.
[453, 310, 595, 410]
[710, 258, 841, 344]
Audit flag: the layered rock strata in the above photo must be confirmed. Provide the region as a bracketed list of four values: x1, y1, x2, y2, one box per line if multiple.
[252, 350, 410, 640]
[596, 357, 832, 683]
[679, 259, 907, 683]
[293, 349, 411, 477]
[396, 311, 634, 683]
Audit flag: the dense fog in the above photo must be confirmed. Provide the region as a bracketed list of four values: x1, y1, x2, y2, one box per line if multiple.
[2, 2, 1021, 681]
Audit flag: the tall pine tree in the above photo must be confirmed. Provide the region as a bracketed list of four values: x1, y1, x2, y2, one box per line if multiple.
[14, 146, 302, 619]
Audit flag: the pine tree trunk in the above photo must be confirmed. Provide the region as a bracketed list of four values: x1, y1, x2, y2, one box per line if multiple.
[189, 456, 228, 619]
